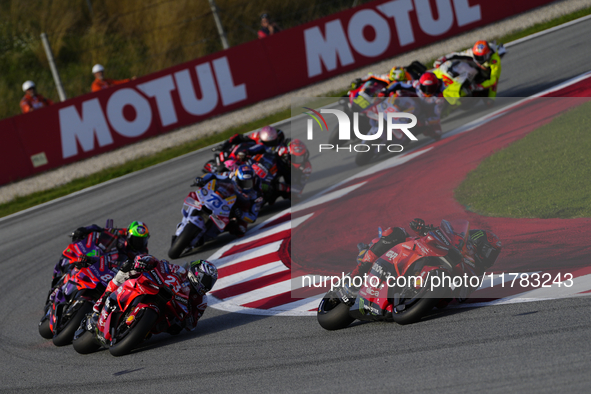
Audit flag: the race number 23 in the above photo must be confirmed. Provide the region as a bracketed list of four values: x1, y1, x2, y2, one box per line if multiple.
[165, 275, 181, 292]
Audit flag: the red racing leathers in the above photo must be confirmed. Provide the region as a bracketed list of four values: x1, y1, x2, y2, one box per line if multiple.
[95, 257, 207, 332]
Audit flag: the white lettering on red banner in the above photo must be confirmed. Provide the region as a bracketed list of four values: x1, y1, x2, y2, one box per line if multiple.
[305, 20, 355, 78]
[59, 99, 113, 159]
[137, 75, 178, 127]
[59, 56, 246, 159]
[106, 88, 152, 138]
[305, 0, 483, 78]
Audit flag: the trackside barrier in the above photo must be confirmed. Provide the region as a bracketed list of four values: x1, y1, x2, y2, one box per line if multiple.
[0, 0, 557, 186]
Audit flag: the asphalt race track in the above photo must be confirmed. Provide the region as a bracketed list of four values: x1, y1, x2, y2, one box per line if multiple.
[1, 18, 591, 393]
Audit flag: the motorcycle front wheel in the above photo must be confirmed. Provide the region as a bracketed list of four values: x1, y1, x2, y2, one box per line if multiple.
[72, 329, 101, 354]
[168, 222, 200, 259]
[317, 294, 354, 330]
[52, 301, 94, 346]
[109, 308, 158, 357]
[38, 317, 52, 339]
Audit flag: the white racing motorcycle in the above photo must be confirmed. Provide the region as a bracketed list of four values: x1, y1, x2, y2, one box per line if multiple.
[168, 178, 237, 259]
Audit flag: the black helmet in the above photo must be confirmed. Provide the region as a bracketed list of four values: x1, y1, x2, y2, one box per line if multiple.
[127, 221, 150, 252]
[469, 230, 501, 269]
[187, 260, 218, 295]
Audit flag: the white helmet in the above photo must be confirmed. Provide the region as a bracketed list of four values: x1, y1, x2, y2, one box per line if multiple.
[92, 64, 104, 73]
[22, 80, 35, 92]
[259, 125, 278, 146]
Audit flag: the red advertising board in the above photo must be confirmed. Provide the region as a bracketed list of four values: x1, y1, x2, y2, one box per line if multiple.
[1, 0, 557, 186]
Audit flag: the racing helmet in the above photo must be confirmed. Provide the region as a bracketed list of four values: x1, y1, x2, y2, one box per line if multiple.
[234, 165, 255, 191]
[288, 139, 308, 169]
[187, 260, 218, 295]
[469, 230, 501, 269]
[259, 125, 279, 147]
[22, 80, 36, 92]
[389, 66, 408, 82]
[472, 40, 492, 66]
[127, 221, 150, 252]
[418, 72, 441, 97]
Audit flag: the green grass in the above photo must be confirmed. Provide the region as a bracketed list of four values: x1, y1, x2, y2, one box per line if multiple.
[455, 101, 591, 219]
[2, 8, 591, 219]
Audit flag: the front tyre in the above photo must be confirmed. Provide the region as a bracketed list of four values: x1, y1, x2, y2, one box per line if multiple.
[109, 308, 158, 357]
[168, 222, 199, 259]
[317, 296, 354, 330]
[72, 330, 101, 354]
[38, 317, 52, 339]
[52, 301, 94, 346]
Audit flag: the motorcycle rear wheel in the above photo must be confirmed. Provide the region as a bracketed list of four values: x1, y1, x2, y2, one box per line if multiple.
[109, 308, 158, 357]
[72, 330, 101, 354]
[317, 296, 354, 330]
[168, 222, 199, 259]
[52, 301, 94, 346]
[391, 271, 447, 325]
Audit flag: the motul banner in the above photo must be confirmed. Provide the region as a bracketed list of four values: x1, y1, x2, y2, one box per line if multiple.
[1, 0, 556, 186]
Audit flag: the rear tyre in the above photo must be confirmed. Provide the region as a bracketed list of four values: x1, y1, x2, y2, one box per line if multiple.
[52, 301, 93, 346]
[168, 223, 199, 259]
[72, 330, 101, 354]
[38, 317, 52, 339]
[391, 271, 447, 325]
[317, 297, 354, 330]
[109, 309, 158, 357]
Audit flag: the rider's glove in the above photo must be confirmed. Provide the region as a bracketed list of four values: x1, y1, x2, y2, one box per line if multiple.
[71, 227, 90, 242]
[277, 146, 288, 156]
[73, 255, 92, 268]
[119, 259, 133, 273]
[192, 177, 206, 187]
[133, 255, 157, 271]
[409, 218, 428, 236]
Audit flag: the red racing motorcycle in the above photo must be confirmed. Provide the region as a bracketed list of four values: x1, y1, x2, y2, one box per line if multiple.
[317, 219, 482, 329]
[72, 266, 190, 356]
[39, 231, 120, 346]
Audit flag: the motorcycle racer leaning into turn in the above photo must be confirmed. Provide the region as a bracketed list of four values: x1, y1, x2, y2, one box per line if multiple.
[275, 139, 312, 203]
[52, 220, 150, 287]
[433, 40, 503, 98]
[221, 125, 287, 153]
[194, 165, 263, 237]
[92, 256, 218, 334]
[347, 218, 502, 301]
